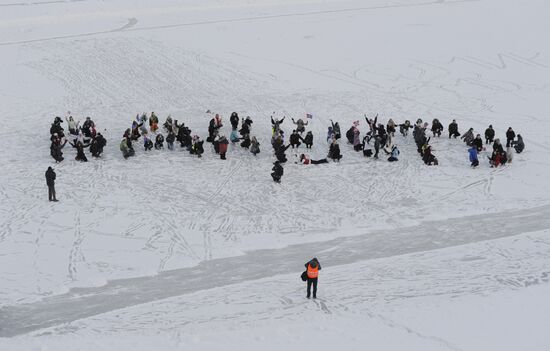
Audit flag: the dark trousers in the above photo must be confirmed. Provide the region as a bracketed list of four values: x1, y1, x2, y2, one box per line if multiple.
[307, 277, 318, 298]
[48, 184, 56, 201]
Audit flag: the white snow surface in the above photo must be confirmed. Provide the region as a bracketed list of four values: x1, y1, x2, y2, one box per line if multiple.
[0, 0, 549, 349]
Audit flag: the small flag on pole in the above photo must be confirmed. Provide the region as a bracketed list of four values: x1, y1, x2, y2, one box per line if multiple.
[306, 113, 313, 119]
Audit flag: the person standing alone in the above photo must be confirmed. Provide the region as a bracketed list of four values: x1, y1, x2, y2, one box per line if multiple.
[45, 167, 58, 202]
[305, 257, 321, 299]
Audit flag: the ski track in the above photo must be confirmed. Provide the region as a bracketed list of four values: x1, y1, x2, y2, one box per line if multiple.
[2, 204, 550, 337]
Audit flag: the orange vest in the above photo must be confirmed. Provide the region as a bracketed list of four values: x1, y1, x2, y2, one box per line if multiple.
[307, 264, 319, 278]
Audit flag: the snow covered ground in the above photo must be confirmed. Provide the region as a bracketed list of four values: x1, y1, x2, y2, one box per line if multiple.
[0, 0, 549, 349]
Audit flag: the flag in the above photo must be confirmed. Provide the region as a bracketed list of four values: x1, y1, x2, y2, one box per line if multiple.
[306, 113, 313, 119]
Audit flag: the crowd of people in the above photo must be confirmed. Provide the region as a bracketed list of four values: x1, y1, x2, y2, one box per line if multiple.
[48, 110, 526, 183]
[49, 114, 106, 163]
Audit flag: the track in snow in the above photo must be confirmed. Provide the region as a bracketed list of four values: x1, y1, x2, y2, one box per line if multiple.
[2, 204, 550, 337]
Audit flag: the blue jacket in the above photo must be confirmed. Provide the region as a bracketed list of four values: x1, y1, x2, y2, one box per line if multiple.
[230, 130, 240, 142]
[469, 147, 478, 162]
[391, 146, 400, 158]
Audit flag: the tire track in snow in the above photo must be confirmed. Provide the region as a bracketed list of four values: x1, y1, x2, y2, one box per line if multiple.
[2, 204, 550, 337]
[0, 0, 479, 47]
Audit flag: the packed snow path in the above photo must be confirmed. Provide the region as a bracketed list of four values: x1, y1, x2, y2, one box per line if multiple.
[2, 204, 550, 337]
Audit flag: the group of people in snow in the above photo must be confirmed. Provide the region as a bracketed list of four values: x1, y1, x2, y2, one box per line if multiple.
[48, 110, 526, 190]
[465, 125, 524, 168]
[49, 114, 106, 163]
[118, 111, 260, 161]
[342, 115, 401, 162]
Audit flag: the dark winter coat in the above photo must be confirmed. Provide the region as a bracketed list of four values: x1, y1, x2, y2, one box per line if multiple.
[472, 137, 483, 151]
[506, 129, 516, 141]
[449, 122, 459, 134]
[45, 167, 56, 186]
[431, 119, 443, 134]
[166, 132, 176, 144]
[230, 112, 239, 129]
[329, 143, 342, 160]
[485, 127, 495, 141]
[272, 163, 284, 177]
[275, 144, 290, 162]
[290, 133, 301, 146]
[512, 135, 525, 153]
[90, 134, 106, 156]
[303, 132, 313, 146]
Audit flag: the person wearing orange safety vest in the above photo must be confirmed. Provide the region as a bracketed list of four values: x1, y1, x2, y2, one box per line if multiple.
[304, 257, 321, 299]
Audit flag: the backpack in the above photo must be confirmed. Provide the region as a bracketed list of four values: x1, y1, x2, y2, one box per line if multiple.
[301, 271, 308, 282]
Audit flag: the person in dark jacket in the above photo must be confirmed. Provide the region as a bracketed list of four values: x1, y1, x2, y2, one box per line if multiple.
[82, 117, 95, 138]
[143, 135, 153, 151]
[275, 143, 291, 163]
[472, 134, 483, 152]
[69, 140, 89, 162]
[290, 130, 301, 149]
[328, 139, 342, 161]
[485, 125, 495, 144]
[271, 161, 284, 183]
[50, 135, 67, 162]
[399, 120, 413, 137]
[304, 258, 321, 299]
[239, 116, 253, 137]
[448, 119, 460, 138]
[512, 134, 524, 153]
[431, 118, 443, 137]
[506, 127, 516, 147]
[330, 119, 341, 140]
[166, 130, 176, 150]
[45, 167, 58, 202]
[302, 131, 313, 149]
[230, 112, 239, 130]
[90, 133, 106, 157]
[240, 134, 251, 149]
[155, 134, 164, 150]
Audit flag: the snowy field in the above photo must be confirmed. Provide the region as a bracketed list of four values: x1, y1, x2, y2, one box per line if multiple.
[0, 0, 549, 349]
